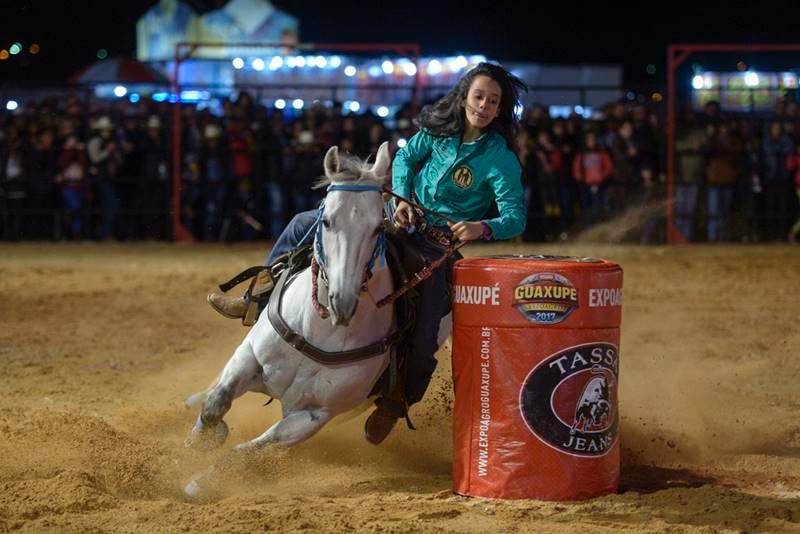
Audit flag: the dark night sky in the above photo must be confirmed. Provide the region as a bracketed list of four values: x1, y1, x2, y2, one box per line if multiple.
[1, 0, 799, 86]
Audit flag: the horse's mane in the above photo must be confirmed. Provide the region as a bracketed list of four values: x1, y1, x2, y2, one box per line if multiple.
[313, 152, 385, 189]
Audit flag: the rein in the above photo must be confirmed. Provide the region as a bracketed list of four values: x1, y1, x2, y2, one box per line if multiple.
[310, 257, 329, 319]
[381, 188, 458, 225]
[375, 240, 464, 308]
[374, 188, 467, 309]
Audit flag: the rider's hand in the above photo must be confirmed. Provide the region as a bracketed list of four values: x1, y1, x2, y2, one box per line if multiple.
[448, 221, 483, 242]
[394, 200, 416, 227]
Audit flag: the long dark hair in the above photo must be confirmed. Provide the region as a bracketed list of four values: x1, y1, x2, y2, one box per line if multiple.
[416, 62, 527, 149]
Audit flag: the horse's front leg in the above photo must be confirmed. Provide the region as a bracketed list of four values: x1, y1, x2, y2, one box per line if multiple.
[234, 407, 333, 450]
[183, 408, 334, 499]
[185, 341, 261, 450]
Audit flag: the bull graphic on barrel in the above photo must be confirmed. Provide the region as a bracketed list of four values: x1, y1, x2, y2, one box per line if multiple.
[571, 367, 614, 433]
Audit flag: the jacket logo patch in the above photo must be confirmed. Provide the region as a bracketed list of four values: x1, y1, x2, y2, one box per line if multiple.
[452, 166, 473, 189]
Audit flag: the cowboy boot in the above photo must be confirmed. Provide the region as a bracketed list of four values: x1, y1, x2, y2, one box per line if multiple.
[364, 397, 406, 445]
[207, 293, 249, 319]
[208, 267, 276, 324]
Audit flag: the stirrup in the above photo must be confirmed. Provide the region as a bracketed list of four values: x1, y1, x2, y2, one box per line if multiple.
[242, 268, 276, 326]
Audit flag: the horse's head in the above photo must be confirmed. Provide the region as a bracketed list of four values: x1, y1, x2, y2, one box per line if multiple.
[315, 141, 391, 326]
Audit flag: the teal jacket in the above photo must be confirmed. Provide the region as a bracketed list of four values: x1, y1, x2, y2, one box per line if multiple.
[392, 129, 526, 240]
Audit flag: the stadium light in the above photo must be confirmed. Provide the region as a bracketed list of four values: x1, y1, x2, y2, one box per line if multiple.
[692, 75, 704, 90]
[377, 106, 390, 117]
[744, 71, 759, 87]
[232, 57, 244, 69]
[251, 58, 265, 71]
[129, 93, 140, 103]
[330, 56, 342, 68]
[348, 101, 361, 113]
[315, 56, 327, 68]
[382, 60, 394, 74]
[397, 138, 407, 148]
[344, 65, 357, 77]
[427, 59, 442, 75]
[292, 98, 304, 109]
[113, 85, 127, 98]
[180, 90, 206, 101]
[274, 98, 286, 109]
[402, 62, 417, 76]
[296, 56, 306, 68]
[269, 56, 283, 70]
[6, 100, 19, 111]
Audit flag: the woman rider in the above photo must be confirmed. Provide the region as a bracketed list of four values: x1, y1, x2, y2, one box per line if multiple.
[208, 62, 527, 444]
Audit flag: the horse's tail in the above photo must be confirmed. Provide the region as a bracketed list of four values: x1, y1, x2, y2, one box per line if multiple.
[184, 372, 222, 409]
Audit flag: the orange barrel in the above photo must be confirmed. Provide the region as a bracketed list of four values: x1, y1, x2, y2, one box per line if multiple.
[451, 254, 623, 501]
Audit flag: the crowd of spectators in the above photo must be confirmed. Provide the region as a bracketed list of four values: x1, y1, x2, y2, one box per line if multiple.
[1, 92, 799, 244]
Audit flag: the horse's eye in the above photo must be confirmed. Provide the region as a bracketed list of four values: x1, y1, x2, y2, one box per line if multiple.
[322, 218, 331, 228]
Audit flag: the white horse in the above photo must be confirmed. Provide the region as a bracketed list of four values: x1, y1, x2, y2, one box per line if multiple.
[184, 142, 449, 496]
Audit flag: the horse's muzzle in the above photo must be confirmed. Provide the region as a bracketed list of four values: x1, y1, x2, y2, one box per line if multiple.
[329, 291, 358, 326]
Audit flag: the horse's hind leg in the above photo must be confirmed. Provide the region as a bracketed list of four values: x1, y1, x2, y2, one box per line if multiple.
[234, 408, 333, 450]
[186, 341, 261, 450]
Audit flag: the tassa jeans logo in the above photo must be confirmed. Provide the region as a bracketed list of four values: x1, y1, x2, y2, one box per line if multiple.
[519, 343, 619, 457]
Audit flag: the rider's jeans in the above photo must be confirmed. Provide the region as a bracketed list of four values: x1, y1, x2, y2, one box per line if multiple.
[265, 209, 318, 265]
[402, 231, 448, 406]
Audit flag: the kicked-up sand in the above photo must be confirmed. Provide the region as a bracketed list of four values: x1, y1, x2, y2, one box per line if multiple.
[0, 241, 799, 532]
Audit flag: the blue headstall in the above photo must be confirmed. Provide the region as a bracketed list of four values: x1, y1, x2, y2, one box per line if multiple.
[298, 183, 386, 284]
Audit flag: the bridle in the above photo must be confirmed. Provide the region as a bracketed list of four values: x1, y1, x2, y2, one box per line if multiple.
[300, 183, 386, 319]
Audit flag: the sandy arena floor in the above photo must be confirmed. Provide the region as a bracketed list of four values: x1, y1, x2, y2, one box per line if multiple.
[1, 241, 799, 533]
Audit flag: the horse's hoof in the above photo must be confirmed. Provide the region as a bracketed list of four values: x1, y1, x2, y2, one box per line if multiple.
[183, 478, 202, 499]
[183, 466, 221, 500]
[184, 417, 229, 450]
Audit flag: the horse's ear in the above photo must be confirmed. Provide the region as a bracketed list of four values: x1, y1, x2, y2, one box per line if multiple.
[371, 141, 391, 181]
[324, 145, 340, 177]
